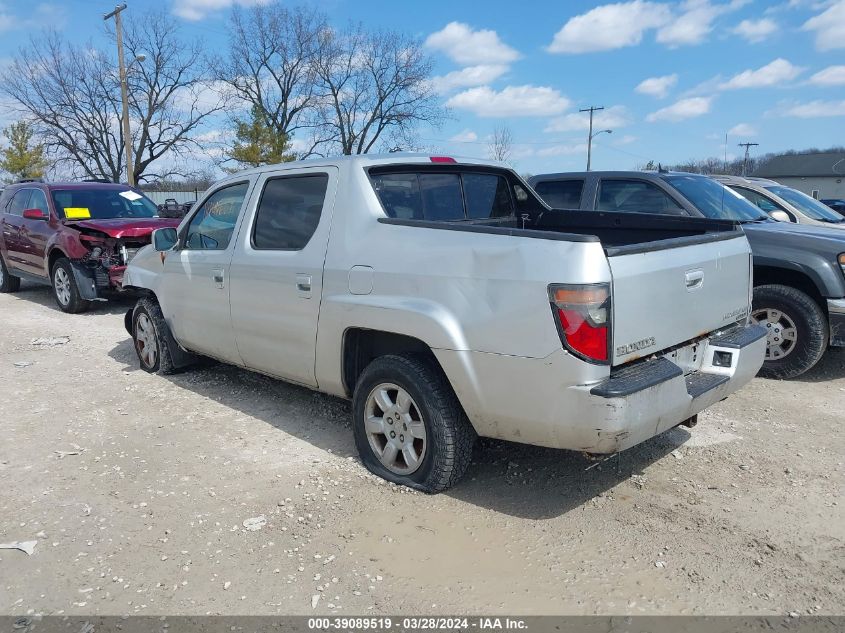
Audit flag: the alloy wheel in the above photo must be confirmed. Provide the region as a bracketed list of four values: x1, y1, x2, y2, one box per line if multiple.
[364, 382, 427, 475]
[135, 313, 159, 369]
[751, 307, 798, 360]
[54, 267, 71, 306]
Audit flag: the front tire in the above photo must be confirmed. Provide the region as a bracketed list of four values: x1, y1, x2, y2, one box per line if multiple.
[352, 354, 476, 493]
[51, 257, 90, 313]
[752, 284, 828, 379]
[132, 297, 177, 375]
[0, 253, 21, 293]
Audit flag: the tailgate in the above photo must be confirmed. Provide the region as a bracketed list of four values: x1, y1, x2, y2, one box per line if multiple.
[608, 234, 751, 366]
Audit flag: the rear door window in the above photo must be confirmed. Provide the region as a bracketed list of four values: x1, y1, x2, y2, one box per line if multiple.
[371, 171, 514, 221]
[252, 174, 329, 250]
[7, 190, 31, 216]
[533, 179, 584, 209]
[597, 179, 686, 215]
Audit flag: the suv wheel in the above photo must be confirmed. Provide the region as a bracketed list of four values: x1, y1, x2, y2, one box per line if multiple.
[751, 284, 828, 379]
[0, 253, 21, 293]
[352, 354, 475, 493]
[132, 297, 177, 375]
[51, 258, 90, 313]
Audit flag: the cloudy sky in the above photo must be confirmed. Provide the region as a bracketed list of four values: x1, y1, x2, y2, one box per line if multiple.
[1, 0, 844, 175]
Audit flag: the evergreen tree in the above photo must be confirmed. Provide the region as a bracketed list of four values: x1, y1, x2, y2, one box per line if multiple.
[0, 121, 49, 182]
[227, 106, 296, 169]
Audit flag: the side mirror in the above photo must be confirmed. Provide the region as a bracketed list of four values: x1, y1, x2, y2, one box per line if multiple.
[152, 227, 178, 252]
[22, 208, 48, 221]
[769, 210, 793, 223]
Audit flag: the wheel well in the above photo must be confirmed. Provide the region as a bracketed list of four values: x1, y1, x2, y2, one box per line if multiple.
[754, 266, 826, 311]
[47, 248, 66, 273]
[342, 329, 437, 396]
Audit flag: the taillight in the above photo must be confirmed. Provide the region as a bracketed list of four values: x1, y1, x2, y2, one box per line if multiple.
[548, 283, 611, 364]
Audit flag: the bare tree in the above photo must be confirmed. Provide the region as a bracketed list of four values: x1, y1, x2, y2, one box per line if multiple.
[1, 10, 225, 183]
[488, 125, 513, 163]
[312, 25, 445, 155]
[213, 4, 327, 158]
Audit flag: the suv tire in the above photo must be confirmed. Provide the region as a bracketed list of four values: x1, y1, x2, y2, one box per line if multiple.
[0, 253, 21, 293]
[352, 354, 476, 493]
[51, 257, 91, 313]
[132, 297, 178, 375]
[752, 284, 828, 379]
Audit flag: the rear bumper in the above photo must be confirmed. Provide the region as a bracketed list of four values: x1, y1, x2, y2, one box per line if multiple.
[434, 323, 767, 453]
[829, 299, 845, 347]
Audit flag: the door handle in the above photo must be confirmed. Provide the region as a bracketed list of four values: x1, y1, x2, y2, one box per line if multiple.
[212, 269, 225, 289]
[296, 274, 312, 297]
[685, 269, 704, 291]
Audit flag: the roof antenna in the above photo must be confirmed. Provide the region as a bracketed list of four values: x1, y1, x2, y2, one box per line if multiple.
[657, 163, 668, 173]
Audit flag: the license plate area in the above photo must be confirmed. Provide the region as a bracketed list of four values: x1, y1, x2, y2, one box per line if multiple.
[662, 340, 705, 375]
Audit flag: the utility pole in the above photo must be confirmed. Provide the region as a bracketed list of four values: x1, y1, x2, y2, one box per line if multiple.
[580, 106, 604, 171]
[738, 142, 759, 177]
[104, 3, 133, 186]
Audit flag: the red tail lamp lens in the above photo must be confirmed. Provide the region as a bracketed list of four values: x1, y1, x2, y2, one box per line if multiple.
[549, 284, 611, 363]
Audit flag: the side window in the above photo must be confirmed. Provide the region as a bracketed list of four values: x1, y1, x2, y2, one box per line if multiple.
[533, 179, 584, 209]
[730, 186, 782, 213]
[28, 189, 50, 215]
[463, 173, 513, 219]
[7, 190, 31, 216]
[597, 180, 686, 215]
[253, 174, 329, 250]
[184, 182, 249, 251]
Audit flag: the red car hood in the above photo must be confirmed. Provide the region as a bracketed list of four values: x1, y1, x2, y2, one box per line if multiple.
[64, 217, 181, 239]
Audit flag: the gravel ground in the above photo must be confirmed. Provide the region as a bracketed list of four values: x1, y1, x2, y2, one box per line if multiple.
[1, 283, 843, 617]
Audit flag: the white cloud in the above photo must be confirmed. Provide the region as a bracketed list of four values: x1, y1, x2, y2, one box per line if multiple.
[446, 85, 571, 118]
[547, 1, 672, 53]
[449, 129, 478, 143]
[728, 123, 757, 136]
[615, 134, 638, 145]
[776, 100, 845, 118]
[656, 0, 747, 47]
[646, 96, 713, 122]
[809, 65, 845, 86]
[802, 1, 845, 51]
[635, 74, 678, 98]
[544, 105, 631, 133]
[424, 22, 520, 65]
[719, 58, 803, 89]
[172, 0, 269, 21]
[427, 65, 509, 94]
[732, 18, 778, 43]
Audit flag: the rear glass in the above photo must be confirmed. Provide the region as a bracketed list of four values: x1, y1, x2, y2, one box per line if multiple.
[51, 188, 158, 220]
[371, 171, 514, 221]
[533, 179, 584, 209]
[764, 185, 845, 223]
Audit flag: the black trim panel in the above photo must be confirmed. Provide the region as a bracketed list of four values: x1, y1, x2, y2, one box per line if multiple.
[590, 357, 683, 398]
[685, 372, 729, 398]
[376, 217, 600, 243]
[829, 311, 845, 347]
[604, 231, 744, 257]
[709, 324, 767, 349]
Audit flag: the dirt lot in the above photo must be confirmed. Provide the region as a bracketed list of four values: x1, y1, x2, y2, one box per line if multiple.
[1, 283, 843, 617]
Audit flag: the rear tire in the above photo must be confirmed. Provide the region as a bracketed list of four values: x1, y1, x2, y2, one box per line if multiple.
[51, 257, 90, 313]
[752, 284, 828, 379]
[132, 297, 177, 375]
[0, 253, 21, 293]
[352, 354, 476, 493]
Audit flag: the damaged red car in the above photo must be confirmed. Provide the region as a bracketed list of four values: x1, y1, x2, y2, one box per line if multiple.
[0, 181, 180, 313]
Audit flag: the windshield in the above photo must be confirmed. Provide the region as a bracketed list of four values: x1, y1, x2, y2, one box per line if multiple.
[51, 188, 158, 220]
[764, 185, 845, 223]
[662, 175, 767, 221]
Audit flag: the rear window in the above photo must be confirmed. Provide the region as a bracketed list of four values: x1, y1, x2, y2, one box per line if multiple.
[51, 187, 158, 220]
[597, 179, 686, 216]
[533, 179, 584, 209]
[371, 171, 514, 221]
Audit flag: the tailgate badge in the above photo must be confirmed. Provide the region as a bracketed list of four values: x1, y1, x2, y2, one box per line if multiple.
[616, 337, 656, 357]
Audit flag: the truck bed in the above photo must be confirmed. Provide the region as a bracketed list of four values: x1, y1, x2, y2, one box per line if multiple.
[379, 207, 743, 255]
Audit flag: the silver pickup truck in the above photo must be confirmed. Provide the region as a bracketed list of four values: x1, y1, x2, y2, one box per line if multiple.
[123, 155, 766, 492]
